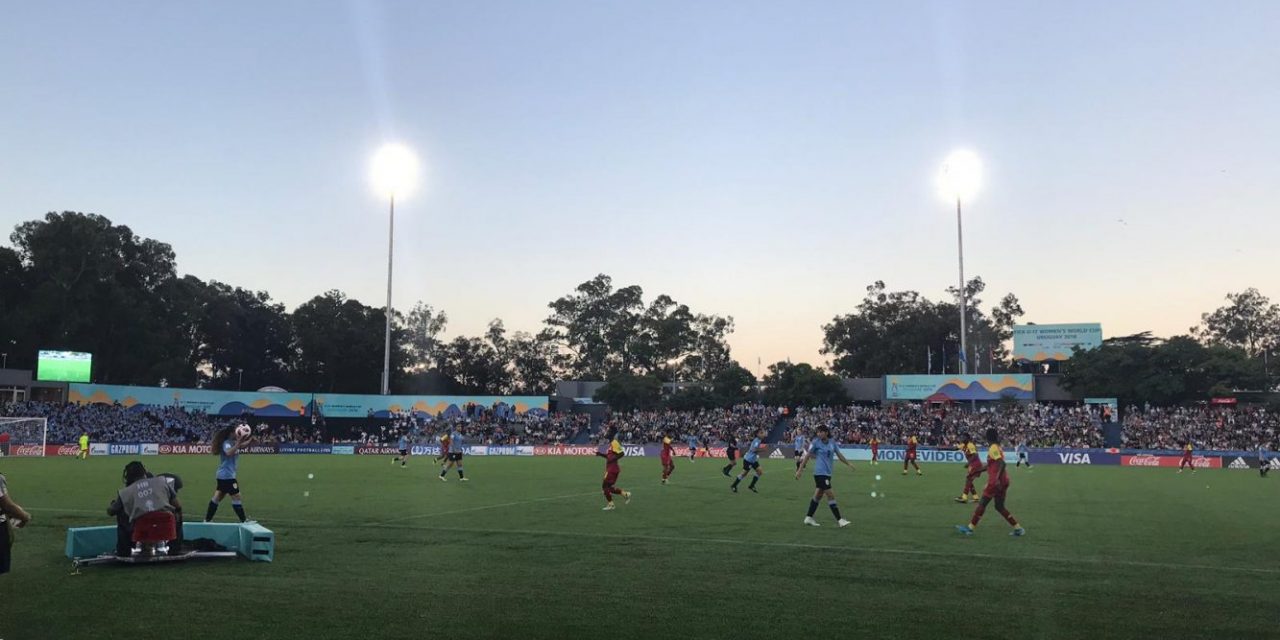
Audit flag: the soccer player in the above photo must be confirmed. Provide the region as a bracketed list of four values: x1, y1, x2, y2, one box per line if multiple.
[730, 429, 766, 493]
[0, 468, 34, 575]
[435, 432, 451, 465]
[204, 425, 253, 523]
[1259, 443, 1271, 478]
[869, 434, 879, 466]
[956, 428, 1026, 537]
[1015, 438, 1031, 468]
[955, 433, 984, 503]
[793, 430, 807, 471]
[597, 428, 631, 510]
[660, 431, 676, 484]
[78, 431, 90, 460]
[439, 429, 467, 481]
[1178, 441, 1196, 474]
[902, 435, 922, 476]
[721, 433, 740, 477]
[794, 424, 853, 527]
[685, 434, 699, 461]
[393, 433, 411, 467]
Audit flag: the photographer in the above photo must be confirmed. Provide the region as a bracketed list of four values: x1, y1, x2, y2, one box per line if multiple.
[1, 468, 33, 575]
[107, 461, 184, 557]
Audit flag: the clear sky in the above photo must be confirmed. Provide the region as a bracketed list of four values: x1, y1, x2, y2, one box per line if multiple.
[2, 1, 1277, 371]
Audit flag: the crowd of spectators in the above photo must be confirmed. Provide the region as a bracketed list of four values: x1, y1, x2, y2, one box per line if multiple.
[2, 400, 1275, 452]
[1122, 405, 1278, 451]
[787, 403, 1106, 449]
[597, 404, 778, 446]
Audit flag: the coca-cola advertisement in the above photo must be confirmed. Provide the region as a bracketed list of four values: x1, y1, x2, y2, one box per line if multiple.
[1121, 454, 1222, 469]
[11, 444, 46, 457]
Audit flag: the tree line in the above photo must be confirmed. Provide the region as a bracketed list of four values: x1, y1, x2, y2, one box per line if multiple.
[1, 212, 1274, 409]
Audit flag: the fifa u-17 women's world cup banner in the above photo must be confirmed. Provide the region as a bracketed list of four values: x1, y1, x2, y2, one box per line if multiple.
[884, 374, 1034, 401]
[1012, 323, 1103, 362]
[68, 384, 550, 419]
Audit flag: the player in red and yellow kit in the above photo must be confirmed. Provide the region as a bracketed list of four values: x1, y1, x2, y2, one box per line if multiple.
[1178, 441, 1196, 474]
[596, 429, 632, 510]
[902, 435, 922, 476]
[660, 432, 676, 484]
[956, 428, 1025, 536]
[435, 433, 450, 465]
[869, 436, 880, 465]
[955, 433, 985, 503]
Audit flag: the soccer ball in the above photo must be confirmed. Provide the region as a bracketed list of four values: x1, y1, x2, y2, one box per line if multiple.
[235, 424, 252, 439]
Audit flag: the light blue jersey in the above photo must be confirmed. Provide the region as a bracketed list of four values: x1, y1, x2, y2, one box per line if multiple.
[794, 435, 807, 453]
[216, 440, 239, 480]
[398, 435, 409, 450]
[744, 437, 762, 463]
[809, 439, 837, 476]
[451, 431, 464, 450]
[686, 435, 699, 448]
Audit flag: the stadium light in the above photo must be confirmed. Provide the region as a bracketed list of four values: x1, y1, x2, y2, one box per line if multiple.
[937, 150, 983, 375]
[370, 143, 421, 395]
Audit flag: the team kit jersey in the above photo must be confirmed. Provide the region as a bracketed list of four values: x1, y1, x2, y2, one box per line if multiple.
[906, 436, 918, 459]
[808, 439, 837, 490]
[793, 435, 806, 457]
[398, 435, 410, 454]
[960, 442, 981, 470]
[984, 444, 1010, 497]
[661, 437, 674, 462]
[216, 440, 240, 494]
[742, 437, 762, 469]
[448, 432, 464, 460]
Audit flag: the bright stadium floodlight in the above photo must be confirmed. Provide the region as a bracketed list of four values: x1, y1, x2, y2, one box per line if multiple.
[937, 149, 983, 376]
[370, 143, 420, 199]
[937, 149, 982, 203]
[370, 142, 421, 395]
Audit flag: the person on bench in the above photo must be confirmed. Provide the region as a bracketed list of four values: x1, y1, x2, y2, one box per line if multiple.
[107, 462, 184, 557]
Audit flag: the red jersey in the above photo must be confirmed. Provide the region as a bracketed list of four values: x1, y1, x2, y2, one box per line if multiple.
[959, 441, 981, 467]
[906, 436, 918, 455]
[440, 435, 450, 454]
[870, 438, 879, 450]
[1182, 443, 1193, 458]
[660, 437, 673, 462]
[598, 439, 624, 475]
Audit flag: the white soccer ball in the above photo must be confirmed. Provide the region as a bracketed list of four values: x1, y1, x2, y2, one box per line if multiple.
[235, 424, 252, 438]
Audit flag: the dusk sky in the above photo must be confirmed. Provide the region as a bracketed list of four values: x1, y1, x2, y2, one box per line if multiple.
[3, 1, 1277, 371]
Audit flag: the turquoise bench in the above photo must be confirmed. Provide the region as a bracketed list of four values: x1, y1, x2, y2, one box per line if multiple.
[66, 522, 274, 562]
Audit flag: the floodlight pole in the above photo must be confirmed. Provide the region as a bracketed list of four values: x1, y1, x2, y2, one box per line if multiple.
[382, 194, 395, 395]
[956, 197, 968, 375]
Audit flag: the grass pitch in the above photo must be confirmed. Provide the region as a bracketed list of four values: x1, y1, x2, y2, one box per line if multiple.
[1, 453, 1276, 639]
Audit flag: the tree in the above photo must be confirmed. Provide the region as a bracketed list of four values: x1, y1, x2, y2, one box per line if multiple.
[762, 361, 849, 408]
[1061, 334, 1266, 406]
[1195, 289, 1280, 371]
[592, 373, 662, 411]
[436, 320, 513, 394]
[197, 282, 293, 390]
[402, 301, 447, 373]
[711, 364, 758, 407]
[543, 274, 734, 381]
[290, 290, 403, 393]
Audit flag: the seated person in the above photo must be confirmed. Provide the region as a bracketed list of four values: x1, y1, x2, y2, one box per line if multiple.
[107, 461, 184, 557]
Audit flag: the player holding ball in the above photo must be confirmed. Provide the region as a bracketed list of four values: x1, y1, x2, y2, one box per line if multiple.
[205, 423, 255, 524]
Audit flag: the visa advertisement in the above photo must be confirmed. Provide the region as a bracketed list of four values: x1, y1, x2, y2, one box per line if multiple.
[68, 383, 548, 419]
[884, 375, 1034, 401]
[1012, 323, 1103, 362]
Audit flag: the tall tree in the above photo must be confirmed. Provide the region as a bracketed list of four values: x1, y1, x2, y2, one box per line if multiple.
[290, 290, 402, 393]
[1195, 289, 1280, 367]
[762, 361, 849, 408]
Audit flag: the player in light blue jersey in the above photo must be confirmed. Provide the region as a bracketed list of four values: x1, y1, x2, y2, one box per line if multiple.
[794, 424, 854, 527]
[793, 431, 808, 471]
[1015, 439, 1031, 468]
[205, 424, 255, 523]
[439, 429, 468, 482]
[686, 434, 699, 461]
[730, 429, 768, 493]
[393, 433, 412, 467]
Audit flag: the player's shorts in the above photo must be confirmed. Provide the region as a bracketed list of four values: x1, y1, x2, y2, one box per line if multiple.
[603, 471, 619, 486]
[814, 475, 832, 491]
[447, 452, 463, 462]
[982, 482, 1009, 499]
[398, 448, 409, 456]
[726, 448, 738, 461]
[742, 459, 760, 472]
[905, 451, 918, 461]
[216, 478, 241, 495]
[661, 456, 673, 466]
[967, 462, 984, 475]
[793, 451, 804, 459]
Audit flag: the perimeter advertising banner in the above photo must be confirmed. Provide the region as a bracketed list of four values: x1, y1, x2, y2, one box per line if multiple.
[68, 383, 549, 419]
[884, 374, 1034, 401]
[1012, 323, 1103, 362]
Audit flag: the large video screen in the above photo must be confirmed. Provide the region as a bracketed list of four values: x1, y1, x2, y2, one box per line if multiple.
[37, 350, 93, 382]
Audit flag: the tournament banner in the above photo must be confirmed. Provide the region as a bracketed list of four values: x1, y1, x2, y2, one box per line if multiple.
[884, 374, 1034, 401]
[68, 383, 311, 418]
[311, 393, 549, 420]
[1012, 323, 1103, 362]
[849, 447, 970, 464]
[277, 443, 329, 455]
[330, 445, 355, 455]
[1121, 454, 1222, 469]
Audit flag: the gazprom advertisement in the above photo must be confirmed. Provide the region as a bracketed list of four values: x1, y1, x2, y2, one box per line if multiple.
[68, 383, 548, 418]
[1012, 323, 1103, 362]
[884, 375, 1034, 401]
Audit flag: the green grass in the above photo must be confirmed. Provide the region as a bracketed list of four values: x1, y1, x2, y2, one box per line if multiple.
[1, 454, 1277, 639]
